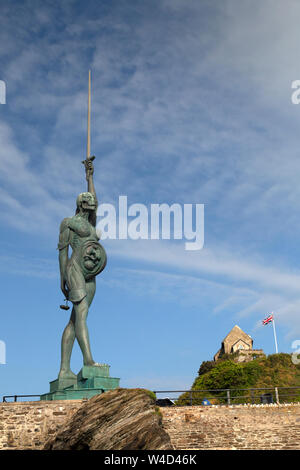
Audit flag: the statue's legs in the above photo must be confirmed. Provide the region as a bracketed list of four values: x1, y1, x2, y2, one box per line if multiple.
[58, 279, 96, 377]
[74, 279, 96, 366]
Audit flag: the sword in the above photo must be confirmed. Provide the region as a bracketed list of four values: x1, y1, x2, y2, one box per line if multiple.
[82, 70, 95, 174]
[60, 71, 96, 311]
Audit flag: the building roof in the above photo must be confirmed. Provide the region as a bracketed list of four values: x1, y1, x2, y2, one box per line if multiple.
[222, 325, 253, 345]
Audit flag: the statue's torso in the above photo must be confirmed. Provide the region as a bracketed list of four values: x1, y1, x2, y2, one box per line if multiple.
[69, 215, 99, 251]
[66, 215, 107, 281]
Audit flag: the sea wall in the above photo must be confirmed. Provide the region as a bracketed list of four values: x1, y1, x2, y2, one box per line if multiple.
[2, 400, 300, 450]
[161, 403, 300, 450]
[0, 400, 83, 449]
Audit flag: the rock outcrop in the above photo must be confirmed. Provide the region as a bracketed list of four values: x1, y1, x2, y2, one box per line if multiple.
[44, 388, 172, 450]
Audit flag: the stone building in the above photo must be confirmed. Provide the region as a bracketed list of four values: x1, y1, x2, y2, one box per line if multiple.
[214, 325, 265, 363]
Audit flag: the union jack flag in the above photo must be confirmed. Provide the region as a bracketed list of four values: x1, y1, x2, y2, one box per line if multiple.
[262, 313, 273, 325]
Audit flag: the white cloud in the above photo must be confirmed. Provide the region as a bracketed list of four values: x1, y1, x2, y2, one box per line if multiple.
[105, 239, 300, 336]
[109, 240, 300, 294]
[2, 0, 300, 342]
[0, 252, 57, 279]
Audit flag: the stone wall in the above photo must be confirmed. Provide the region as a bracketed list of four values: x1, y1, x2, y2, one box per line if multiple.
[0, 400, 83, 449]
[2, 400, 300, 450]
[161, 404, 300, 450]
[235, 349, 265, 363]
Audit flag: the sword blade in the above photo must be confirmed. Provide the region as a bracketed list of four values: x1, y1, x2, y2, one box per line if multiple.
[87, 69, 91, 160]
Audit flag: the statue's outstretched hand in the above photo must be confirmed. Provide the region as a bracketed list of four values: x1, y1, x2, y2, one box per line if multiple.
[82, 156, 95, 181]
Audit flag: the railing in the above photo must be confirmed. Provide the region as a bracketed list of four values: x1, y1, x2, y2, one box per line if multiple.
[2, 395, 41, 402]
[153, 386, 300, 406]
[4, 387, 300, 405]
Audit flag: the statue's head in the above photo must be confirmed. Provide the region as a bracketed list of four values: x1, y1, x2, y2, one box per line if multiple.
[76, 192, 96, 212]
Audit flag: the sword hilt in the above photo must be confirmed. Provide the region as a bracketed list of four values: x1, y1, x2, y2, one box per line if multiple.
[81, 155, 95, 165]
[82, 156, 95, 181]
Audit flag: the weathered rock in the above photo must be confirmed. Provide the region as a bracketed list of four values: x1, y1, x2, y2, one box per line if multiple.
[44, 388, 172, 450]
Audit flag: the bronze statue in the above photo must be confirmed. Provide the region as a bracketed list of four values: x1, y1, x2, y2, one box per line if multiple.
[57, 71, 106, 381]
[39, 71, 121, 401]
[57, 158, 106, 380]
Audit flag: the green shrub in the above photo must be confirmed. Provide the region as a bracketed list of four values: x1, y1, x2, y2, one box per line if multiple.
[198, 360, 216, 376]
[177, 353, 300, 405]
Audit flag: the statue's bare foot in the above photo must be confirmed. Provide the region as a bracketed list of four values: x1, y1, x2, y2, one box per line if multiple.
[58, 369, 77, 380]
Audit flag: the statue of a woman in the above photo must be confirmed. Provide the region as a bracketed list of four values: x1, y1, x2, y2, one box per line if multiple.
[57, 158, 106, 380]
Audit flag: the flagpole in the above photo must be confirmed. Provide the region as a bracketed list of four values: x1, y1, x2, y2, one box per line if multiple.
[272, 312, 279, 354]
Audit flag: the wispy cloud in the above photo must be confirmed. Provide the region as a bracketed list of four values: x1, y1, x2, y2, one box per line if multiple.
[1, 0, 300, 344]
[0, 252, 57, 279]
[105, 239, 300, 336]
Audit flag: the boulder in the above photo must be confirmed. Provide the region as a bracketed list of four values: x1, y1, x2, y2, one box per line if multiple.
[44, 388, 172, 450]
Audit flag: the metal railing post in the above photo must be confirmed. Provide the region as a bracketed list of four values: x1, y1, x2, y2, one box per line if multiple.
[190, 390, 193, 406]
[226, 389, 231, 405]
[275, 387, 279, 404]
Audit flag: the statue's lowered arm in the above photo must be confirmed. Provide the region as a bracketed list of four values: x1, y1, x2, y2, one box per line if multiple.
[58, 219, 70, 299]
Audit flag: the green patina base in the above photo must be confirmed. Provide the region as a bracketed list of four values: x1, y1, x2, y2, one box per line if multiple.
[40, 364, 120, 401]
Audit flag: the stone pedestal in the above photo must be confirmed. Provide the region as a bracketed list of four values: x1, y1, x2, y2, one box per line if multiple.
[40, 364, 120, 401]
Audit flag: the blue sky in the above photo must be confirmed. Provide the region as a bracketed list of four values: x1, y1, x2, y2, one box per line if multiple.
[1, 0, 300, 397]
